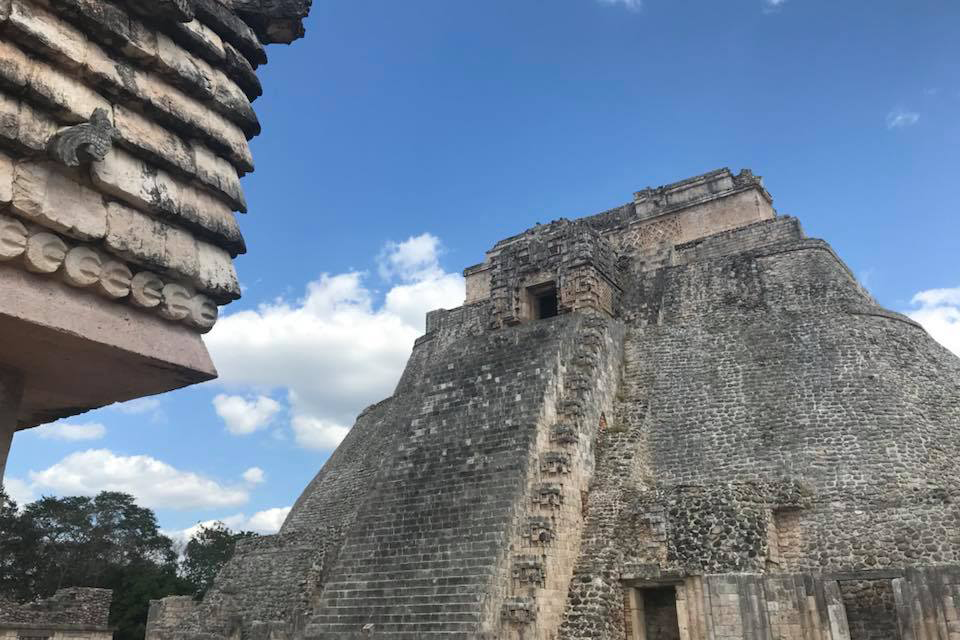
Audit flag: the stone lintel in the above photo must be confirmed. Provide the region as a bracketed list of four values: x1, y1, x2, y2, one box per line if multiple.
[0, 264, 216, 429]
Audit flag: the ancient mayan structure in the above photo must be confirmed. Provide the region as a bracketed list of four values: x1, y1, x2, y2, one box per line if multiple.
[0, 0, 312, 477]
[146, 168, 960, 640]
[0, 588, 113, 640]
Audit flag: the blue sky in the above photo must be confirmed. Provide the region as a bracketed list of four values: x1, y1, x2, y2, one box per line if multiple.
[6, 0, 959, 538]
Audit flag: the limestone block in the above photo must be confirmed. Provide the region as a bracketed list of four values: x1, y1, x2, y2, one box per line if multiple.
[105, 201, 200, 279]
[191, 140, 246, 211]
[123, 17, 158, 61]
[25, 53, 110, 123]
[23, 230, 67, 273]
[12, 161, 107, 241]
[16, 100, 58, 151]
[96, 260, 132, 299]
[0, 214, 27, 260]
[0, 38, 30, 89]
[7, 0, 87, 70]
[0, 91, 16, 143]
[156, 31, 214, 98]
[0, 150, 11, 205]
[132, 68, 253, 171]
[130, 271, 163, 308]
[112, 104, 196, 177]
[178, 18, 225, 61]
[93, 147, 243, 255]
[195, 241, 240, 301]
[62, 246, 102, 287]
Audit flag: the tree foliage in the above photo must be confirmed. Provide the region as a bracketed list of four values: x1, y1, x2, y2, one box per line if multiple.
[0, 488, 256, 640]
[181, 522, 257, 597]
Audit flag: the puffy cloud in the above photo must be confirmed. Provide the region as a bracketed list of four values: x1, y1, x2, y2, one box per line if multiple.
[33, 422, 106, 441]
[242, 467, 265, 484]
[246, 507, 291, 533]
[213, 394, 282, 435]
[906, 287, 960, 357]
[887, 109, 920, 129]
[290, 415, 351, 451]
[2, 477, 35, 505]
[206, 233, 464, 451]
[165, 506, 292, 543]
[27, 449, 249, 510]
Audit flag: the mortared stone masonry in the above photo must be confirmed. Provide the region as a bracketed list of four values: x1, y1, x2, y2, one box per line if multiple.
[147, 169, 960, 640]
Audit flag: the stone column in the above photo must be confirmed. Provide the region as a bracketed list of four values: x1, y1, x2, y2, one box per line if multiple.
[0, 366, 24, 483]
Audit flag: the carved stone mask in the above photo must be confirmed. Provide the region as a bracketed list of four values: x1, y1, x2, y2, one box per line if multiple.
[24, 233, 68, 274]
[97, 261, 133, 299]
[130, 272, 164, 308]
[159, 283, 192, 321]
[0, 215, 28, 261]
[62, 247, 103, 288]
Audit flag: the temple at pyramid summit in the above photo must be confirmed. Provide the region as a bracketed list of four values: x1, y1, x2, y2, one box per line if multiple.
[146, 168, 960, 640]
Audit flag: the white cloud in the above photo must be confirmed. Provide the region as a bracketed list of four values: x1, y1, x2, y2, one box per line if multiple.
[886, 108, 920, 129]
[33, 421, 106, 441]
[165, 506, 292, 543]
[597, 0, 642, 10]
[242, 467, 265, 484]
[213, 394, 282, 435]
[27, 449, 249, 510]
[206, 233, 465, 451]
[246, 506, 291, 533]
[290, 415, 351, 451]
[3, 477, 35, 505]
[906, 287, 960, 357]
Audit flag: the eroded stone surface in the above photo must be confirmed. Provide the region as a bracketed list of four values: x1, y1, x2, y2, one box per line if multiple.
[147, 168, 960, 640]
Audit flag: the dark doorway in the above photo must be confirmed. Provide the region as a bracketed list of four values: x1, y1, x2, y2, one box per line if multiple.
[532, 284, 558, 320]
[642, 588, 681, 640]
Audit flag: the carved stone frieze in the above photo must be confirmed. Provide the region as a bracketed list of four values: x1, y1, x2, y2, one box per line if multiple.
[528, 517, 554, 544]
[533, 483, 564, 509]
[24, 232, 68, 274]
[0, 212, 218, 332]
[97, 260, 134, 299]
[159, 283, 192, 321]
[511, 556, 545, 586]
[501, 597, 536, 624]
[130, 272, 165, 309]
[46, 109, 116, 167]
[187, 294, 218, 331]
[541, 451, 572, 475]
[0, 215, 28, 261]
[62, 247, 103, 287]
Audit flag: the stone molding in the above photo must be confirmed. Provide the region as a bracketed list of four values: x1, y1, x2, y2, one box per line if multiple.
[0, 212, 219, 332]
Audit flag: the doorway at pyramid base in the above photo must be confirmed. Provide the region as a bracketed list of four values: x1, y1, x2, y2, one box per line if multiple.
[146, 168, 960, 640]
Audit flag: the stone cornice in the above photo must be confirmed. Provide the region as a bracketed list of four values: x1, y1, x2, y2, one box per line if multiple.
[0, 213, 220, 333]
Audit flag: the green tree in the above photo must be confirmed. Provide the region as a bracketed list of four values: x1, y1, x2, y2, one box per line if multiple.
[180, 522, 257, 597]
[0, 488, 41, 600]
[0, 491, 193, 640]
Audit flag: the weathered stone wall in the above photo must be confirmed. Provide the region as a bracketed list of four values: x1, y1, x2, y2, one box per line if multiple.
[154, 168, 960, 639]
[0, 587, 112, 627]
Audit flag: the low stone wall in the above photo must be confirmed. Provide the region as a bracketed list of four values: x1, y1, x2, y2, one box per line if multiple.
[0, 587, 112, 630]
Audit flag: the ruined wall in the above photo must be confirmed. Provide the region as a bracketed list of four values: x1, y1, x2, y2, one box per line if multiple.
[558, 216, 960, 639]
[0, 587, 112, 639]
